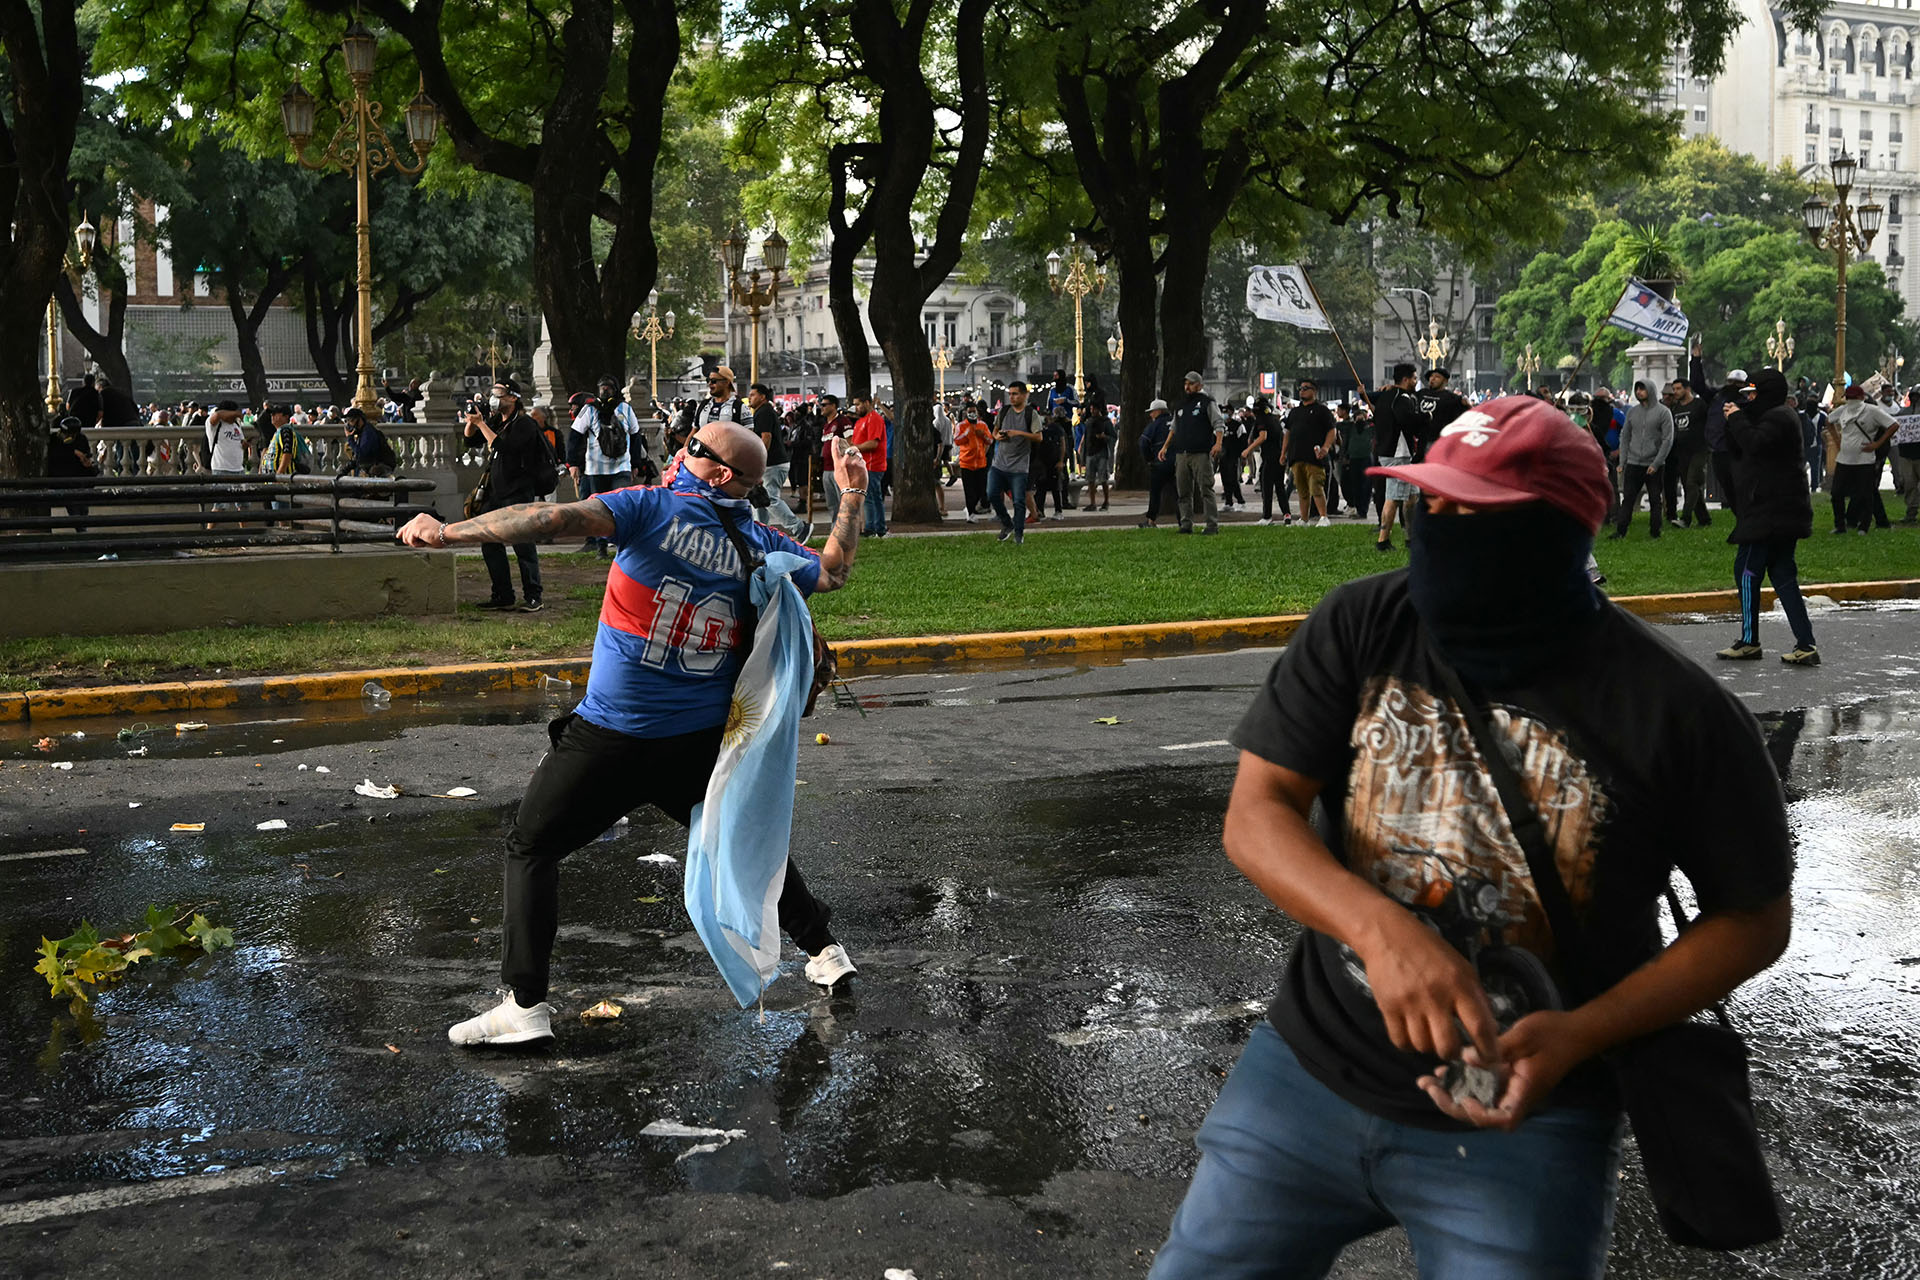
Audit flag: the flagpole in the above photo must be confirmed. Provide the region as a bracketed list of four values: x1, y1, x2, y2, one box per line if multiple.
[1298, 265, 1372, 398]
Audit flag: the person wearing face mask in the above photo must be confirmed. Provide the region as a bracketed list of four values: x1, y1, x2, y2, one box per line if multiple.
[953, 401, 993, 522]
[399, 420, 874, 1046]
[463, 378, 548, 612]
[1149, 396, 1793, 1279]
[1717, 368, 1819, 666]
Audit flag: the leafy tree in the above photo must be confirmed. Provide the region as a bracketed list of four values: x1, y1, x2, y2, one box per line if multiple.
[92, 0, 692, 399]
[1036, 0, 1826, 487]
[723, 0, 991, 523]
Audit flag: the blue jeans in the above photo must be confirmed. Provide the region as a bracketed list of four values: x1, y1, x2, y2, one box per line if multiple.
[1150, 1023, 1622, 1280]
[986, 466, 1029, 535]
[864, 470, 887, 535]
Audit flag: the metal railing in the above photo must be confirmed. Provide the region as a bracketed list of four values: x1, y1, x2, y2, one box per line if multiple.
[0, 474, 440, 560]
[84, 423, 462, 479]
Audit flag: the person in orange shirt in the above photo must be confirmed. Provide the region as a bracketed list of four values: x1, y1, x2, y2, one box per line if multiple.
[953, 401, 993, 522]
[849, 391, 889, 536]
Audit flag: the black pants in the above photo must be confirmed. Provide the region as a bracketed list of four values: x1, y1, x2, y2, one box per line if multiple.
[1259, 456, 1292, 519]
[1146, 465, 1175, 521]
[1031, 464, 1060, 514]
[1833, 462, 1878, 531]
[1340, 458, 1371, 521]
[503, 713, 834, 1004]
[1663, 449, 1710, 526]
[1219, 450, 1244, 505]
[481, 511, 542, 604]
[1615, 465, 1663, 535]
[960, 466, 988, 514]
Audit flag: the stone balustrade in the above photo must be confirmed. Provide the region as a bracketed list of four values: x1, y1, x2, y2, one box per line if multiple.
[86, 423, 465, 480]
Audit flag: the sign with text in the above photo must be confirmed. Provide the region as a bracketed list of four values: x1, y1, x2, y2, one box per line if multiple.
[1603, 277, 1689, 347]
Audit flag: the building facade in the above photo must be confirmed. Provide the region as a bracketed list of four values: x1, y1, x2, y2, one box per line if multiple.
[716, 254, 1030, 403]
[1711, 0, 1919, 311]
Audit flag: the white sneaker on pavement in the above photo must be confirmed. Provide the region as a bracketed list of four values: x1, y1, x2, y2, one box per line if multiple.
[1316, 516, 1332, 528]
[448, 991, 556, 1045]
[1256, 518, 1272, 526]
[805, 943, 858, 988]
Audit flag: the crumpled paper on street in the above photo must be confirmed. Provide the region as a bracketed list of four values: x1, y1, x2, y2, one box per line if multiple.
[354, 779, 400, 799]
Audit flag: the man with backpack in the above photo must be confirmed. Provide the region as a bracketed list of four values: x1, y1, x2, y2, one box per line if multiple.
[464, 378, 552, 612]
[568, 376, 650, 557]
[987, 380, 1045, 544]
[260, 405, 313, 512]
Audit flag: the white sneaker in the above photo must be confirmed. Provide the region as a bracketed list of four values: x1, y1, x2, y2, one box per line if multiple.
[964, 511, 976, 523]
[804, 943, 858, 988]
[1315, 517, 1332, 528]
[448, 991, 556, 1045]
[1256, 518, 1272, 526]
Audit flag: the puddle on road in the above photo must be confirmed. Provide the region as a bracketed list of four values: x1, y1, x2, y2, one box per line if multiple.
[1, 688, 1918, 1278]
[1, 690, 572, 763]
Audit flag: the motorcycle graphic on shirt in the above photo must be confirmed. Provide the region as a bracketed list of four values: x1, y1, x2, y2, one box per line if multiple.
[1333, 676, 1608, 1028]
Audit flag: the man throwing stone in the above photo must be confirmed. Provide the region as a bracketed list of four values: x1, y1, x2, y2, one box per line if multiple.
[400, 421, 871, 1045]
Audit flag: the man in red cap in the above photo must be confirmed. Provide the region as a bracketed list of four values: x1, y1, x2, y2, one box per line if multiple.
[1149, 397, 1794, 1279]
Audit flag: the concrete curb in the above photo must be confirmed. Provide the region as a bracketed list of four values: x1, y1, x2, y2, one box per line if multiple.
[6, 579, 1916, 724]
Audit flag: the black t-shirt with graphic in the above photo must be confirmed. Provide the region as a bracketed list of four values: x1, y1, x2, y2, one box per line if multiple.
[1230, 570, 1794, 1130]
[1284, 402, 1337, 465]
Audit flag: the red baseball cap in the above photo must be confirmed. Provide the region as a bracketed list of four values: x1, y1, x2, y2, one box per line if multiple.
[1368, 396, 1613, 534]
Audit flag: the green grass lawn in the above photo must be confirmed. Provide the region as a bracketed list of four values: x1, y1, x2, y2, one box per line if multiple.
[5, 499, 1914, 691]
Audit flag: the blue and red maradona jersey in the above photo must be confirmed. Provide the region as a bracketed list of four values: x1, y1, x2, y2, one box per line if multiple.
[576, 478, 821, 738]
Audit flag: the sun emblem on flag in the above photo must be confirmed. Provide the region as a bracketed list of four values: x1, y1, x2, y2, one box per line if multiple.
[723, 691, 762, 747]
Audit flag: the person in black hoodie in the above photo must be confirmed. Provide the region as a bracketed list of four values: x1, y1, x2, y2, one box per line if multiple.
[1717, 368, 1818, 666]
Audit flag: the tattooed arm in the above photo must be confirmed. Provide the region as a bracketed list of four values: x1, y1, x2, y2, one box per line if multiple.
[812, 442, 869, 593]
[397, 499, 615, 548]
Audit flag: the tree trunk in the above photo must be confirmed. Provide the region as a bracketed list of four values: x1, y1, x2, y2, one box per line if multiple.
[845, 0, 989, 525]
[825, 142, 877, 399]
[0, 0, 84, 478]
[364, 0, 677, 402]
[54, 274, 132, 390]
[301, 264, 354, 406]
[225, 283, 270, 408]
[1110, 243, 1158, 488]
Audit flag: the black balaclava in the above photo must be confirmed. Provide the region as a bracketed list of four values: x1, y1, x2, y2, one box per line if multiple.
[1407, 503, 1604, 688]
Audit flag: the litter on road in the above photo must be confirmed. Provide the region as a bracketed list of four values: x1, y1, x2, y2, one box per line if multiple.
[353, 779, 399, 799]
[637, 853, 678, 865]
[169, 823, 205, 832]
[581, 1000, 622, 1020]
[174, 722, 208, 733]
[255, 820, 289, 831]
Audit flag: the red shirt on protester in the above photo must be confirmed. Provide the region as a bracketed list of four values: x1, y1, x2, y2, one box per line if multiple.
[850, 409, 889, 473]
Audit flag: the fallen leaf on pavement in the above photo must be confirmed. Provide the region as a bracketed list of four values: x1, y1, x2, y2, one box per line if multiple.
[1092, 716, 1124, 726]
[384, 1044, 401, 1053]
[170, 823, 206, 832]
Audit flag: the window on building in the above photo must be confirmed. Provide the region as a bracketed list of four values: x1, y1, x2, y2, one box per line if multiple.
[1807, 106, 1820, 132]
[1862, 109, 1875, 141]
[1892, 194, 1904, 220]
[923, 313, 939, 346]
[1808, 143, 1820, 164]
[1693, 107, 1707, 123]
[1893, 112, 1904, 140]
[1832, 107, 1844, 134]
[943, 312, 959, 347]
[990, 312, 1005, 350]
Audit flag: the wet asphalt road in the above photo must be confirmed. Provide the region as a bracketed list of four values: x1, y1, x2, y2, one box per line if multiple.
[1, 600, 1918, 1278]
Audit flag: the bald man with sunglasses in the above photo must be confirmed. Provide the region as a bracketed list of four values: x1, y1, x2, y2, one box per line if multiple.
[400, 421, 872, 1046]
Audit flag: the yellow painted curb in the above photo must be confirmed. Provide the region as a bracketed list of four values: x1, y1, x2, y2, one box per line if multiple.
[7, 579, 1915, 724]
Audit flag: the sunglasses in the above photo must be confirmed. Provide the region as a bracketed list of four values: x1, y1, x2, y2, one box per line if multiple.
[685, 434, 744, 473]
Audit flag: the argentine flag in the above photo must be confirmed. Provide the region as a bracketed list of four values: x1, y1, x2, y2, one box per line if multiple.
[684, 549, 817, 1007]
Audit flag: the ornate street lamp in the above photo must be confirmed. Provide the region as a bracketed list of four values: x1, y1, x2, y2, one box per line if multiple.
[1514, 342, 1541, 391]
[1416, 319, 1451, 368]
[1802, 153, 1882, 389]
[631, 288, 677, 407]
[1048, 243, 1106, 411]
[44, 217, 97, 414]
[932, 343, 951, 403]
[717, 224, 792, 386]
[1106, 332, 1124, 363]
[1765, 317, 1795, 367]
[280, 25, 440, 417]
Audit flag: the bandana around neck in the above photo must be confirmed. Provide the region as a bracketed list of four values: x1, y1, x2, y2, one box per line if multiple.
[669, 467, 749, 508]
